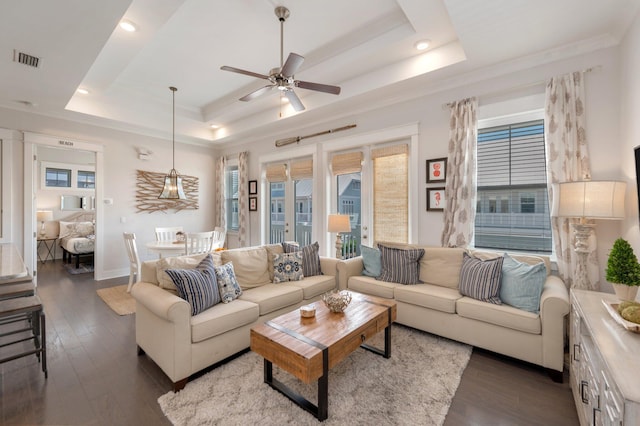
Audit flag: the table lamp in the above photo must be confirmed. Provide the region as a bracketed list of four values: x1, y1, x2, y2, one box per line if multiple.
[37, 210, 53, 238]
[552, 180, 626, 290]
[328, 214, 351, 259]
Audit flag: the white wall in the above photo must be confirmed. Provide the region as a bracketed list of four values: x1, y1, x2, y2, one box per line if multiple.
[219, 46, 624, 291]
[0, 108, 217, 279]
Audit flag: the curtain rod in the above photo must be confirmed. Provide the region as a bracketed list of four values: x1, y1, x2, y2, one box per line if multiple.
[441, 65, 601, 110]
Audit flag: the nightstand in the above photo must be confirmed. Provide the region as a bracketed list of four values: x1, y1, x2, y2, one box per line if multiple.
[37, 237, 57, 264]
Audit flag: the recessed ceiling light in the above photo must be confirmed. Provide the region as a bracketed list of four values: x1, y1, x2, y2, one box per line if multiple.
[77, 88, 90, 95]
[414, 39, 430, 51]
[119, 20, 137, 32]
[210, 124, 219, 129]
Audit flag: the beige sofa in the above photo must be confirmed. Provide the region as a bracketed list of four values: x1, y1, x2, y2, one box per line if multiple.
[131, 244, 338, 391]
[336, 244, 570, 381]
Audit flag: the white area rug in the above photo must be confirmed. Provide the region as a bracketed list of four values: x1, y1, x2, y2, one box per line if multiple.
[158, 325, 471, 426]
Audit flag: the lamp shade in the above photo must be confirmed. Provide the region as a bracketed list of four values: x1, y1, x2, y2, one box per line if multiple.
[36, 210, 53, 223]
[328, 214, 351, 233]
[552, 181, 626, 220]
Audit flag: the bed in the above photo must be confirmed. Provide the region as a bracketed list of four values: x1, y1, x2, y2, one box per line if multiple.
[58, 212, 95, 269]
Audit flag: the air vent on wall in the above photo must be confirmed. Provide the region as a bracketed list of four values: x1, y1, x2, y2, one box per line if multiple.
[13, 49, 40, 68]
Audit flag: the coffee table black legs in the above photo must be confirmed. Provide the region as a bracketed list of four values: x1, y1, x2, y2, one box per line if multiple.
[264, 347, 329, 421]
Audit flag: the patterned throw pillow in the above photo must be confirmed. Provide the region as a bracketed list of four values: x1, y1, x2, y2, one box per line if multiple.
[377, 244, 425, 284]
[500, 253, 546, 313]
[165, 254, 220, 315]
[282, 241, 323, 277]
[273, 252, 304, 283]
[459, 252, 503, 304]
[214, 262, 243, 303]
[361, 245, 381, 277]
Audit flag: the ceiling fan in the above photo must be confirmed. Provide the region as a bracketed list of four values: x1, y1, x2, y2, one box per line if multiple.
[220, 6, 341, 112]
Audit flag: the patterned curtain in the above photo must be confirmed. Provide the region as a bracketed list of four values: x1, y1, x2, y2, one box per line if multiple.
[238, 151, 249, 247]
[441, 98, 478, 248]
[215, 156, 226, 230]
[545, 71, 598, 289]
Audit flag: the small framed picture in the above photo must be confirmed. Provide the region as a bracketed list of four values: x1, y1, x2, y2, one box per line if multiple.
[249, 197, 258, 211]
[426, 158, 447, 183]
[427, 187, 446, 211]
[248, 180, 258, 195]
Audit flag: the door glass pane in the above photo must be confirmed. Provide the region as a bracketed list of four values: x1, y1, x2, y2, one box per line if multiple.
[337, 173, 361, 258]
[293, 179, 312, 246]
[269, 182, 285, 243]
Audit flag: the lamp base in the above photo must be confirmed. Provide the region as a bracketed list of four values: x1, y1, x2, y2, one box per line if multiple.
[335, 233, 343, 260]
[571, 222, 597, 291]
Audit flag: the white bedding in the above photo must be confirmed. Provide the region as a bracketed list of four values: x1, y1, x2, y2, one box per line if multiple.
[60, 236, 94, 254]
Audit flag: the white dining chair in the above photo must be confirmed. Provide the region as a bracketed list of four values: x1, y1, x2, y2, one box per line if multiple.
[123, 232, 141, 293]
[155, 226, 184, 242]
[212, 226, 226, 249]
[185, 231, 215, 255]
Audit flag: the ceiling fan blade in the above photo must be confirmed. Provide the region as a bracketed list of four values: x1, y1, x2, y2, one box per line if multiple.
[285, 90, 305, 111]
[240, 85, 275, 102]
[220, 65, 270, 80]
[280, 53, 304, 77]
[296, 80, 341, 95]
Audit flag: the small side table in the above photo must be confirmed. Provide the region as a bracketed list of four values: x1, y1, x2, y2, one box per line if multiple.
[37, 238, 57, 264]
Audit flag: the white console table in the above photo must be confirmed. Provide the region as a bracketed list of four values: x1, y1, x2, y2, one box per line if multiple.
[570, 289, 640, 425]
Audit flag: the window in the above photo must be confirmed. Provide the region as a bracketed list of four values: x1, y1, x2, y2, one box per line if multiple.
[45, 168, 71, 187]
[77, 170, 95, 189]
[225, 165, 239, 231]
[475, 119, 551, 253]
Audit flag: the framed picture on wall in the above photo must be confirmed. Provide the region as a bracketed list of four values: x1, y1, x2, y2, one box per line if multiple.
[249, 197, 258, 211]
[248, 180, 258, 195]
[427, 187, 446, 211]
[426, 158, 447, 183]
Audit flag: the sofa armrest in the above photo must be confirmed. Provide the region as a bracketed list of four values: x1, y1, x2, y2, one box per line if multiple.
[130, 281, 190, 322]
[336, 257, 364, 290]
[540, 275, 570, 319]
[539, 275, 570, 371]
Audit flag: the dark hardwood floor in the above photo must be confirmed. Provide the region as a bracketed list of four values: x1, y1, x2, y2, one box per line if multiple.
[1, 260, 578, 425]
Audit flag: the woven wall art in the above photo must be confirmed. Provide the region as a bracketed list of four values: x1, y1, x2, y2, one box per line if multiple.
[136, 170, 199, 213]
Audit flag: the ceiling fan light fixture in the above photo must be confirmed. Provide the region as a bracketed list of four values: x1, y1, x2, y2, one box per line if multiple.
[159, 86, 186, 200]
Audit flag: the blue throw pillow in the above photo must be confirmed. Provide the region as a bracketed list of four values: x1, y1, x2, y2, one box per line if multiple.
[165, 254, 220, 315]
[282, 241, 322, 277]
[500, 253, 546, 313]
[459, 252, 503, 304]
[273, 252, 304, 283]
[361, 245, 381, 277]
[214, 262, 243, 303]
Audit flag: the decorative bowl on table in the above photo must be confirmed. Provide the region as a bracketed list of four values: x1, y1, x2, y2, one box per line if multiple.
[322, 290, 352, 313]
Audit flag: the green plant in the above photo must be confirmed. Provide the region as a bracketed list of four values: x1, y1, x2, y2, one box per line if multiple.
[606, 238, 640, 286]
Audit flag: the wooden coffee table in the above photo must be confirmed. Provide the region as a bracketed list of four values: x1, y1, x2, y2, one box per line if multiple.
[250, 291, 396, 421]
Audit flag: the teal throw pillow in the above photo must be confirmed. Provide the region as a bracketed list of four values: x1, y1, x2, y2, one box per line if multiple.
[273, 252, 304, 283]
[361, 245, 381, 277]
[165, 254, 220, 315]
[499, 253, 546, 313]
[214, 262, 243, 303]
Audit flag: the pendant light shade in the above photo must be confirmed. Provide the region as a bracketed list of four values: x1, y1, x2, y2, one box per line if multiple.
[159, 86, 186, 199]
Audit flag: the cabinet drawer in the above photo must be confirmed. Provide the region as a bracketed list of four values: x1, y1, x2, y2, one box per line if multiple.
[601, 369, 623, 426]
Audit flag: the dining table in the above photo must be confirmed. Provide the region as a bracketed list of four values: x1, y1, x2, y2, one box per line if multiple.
[145, 241, 186, 258]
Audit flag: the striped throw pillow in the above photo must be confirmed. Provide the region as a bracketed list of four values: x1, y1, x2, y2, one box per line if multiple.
[459, 252, 503, 304]
[165, 254, 221, 315]
[377, 244, 425, 284]
[282, 241, 323, 277]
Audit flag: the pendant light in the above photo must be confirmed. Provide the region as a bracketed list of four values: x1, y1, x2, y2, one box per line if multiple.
[159, 86, 186, 199]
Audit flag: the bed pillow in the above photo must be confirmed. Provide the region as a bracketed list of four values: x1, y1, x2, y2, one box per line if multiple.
[214, 262, 243, 303]
[273, 252, 304, 283]
[59, 221, 94, 238]
[361, 245, 382, 277]
[500, 253, 546, 313]
[165, 254, 220, 316]
[282, 241, 322, 277]
[459, 252, 503, 304]
[377, 244, 425, 284]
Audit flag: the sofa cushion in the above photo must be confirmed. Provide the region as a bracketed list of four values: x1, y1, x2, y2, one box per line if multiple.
[348, 275, 397, 299]
[283, 241, 322, 277]
[273, 252, 304, 283]
[420, 247, 466, 289]
[156, 253, 208, 291]
[377, 244, 425, 284]
[238, 284, 303, 315]
[459, 252, 503, 304]
[500, 253, 546, 313]
[191, 299, 260, 343]
[361, 245, 381, 277]
[394, 283, 462, 314]
[456, 296, 541, 334]
[165, 254, 220, 316]
[214, 263, 243, 303]
[221, 247, 271, 289]
[286, 274, 336, 300]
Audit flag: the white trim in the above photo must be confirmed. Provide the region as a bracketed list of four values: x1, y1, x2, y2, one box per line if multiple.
[0, 129, 20, 244]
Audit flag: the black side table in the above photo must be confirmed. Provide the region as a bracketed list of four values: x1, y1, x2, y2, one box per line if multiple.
[37, 238, 57, 264]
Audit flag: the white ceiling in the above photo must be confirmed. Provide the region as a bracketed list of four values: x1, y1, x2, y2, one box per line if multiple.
[1, 0, 638, 146]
